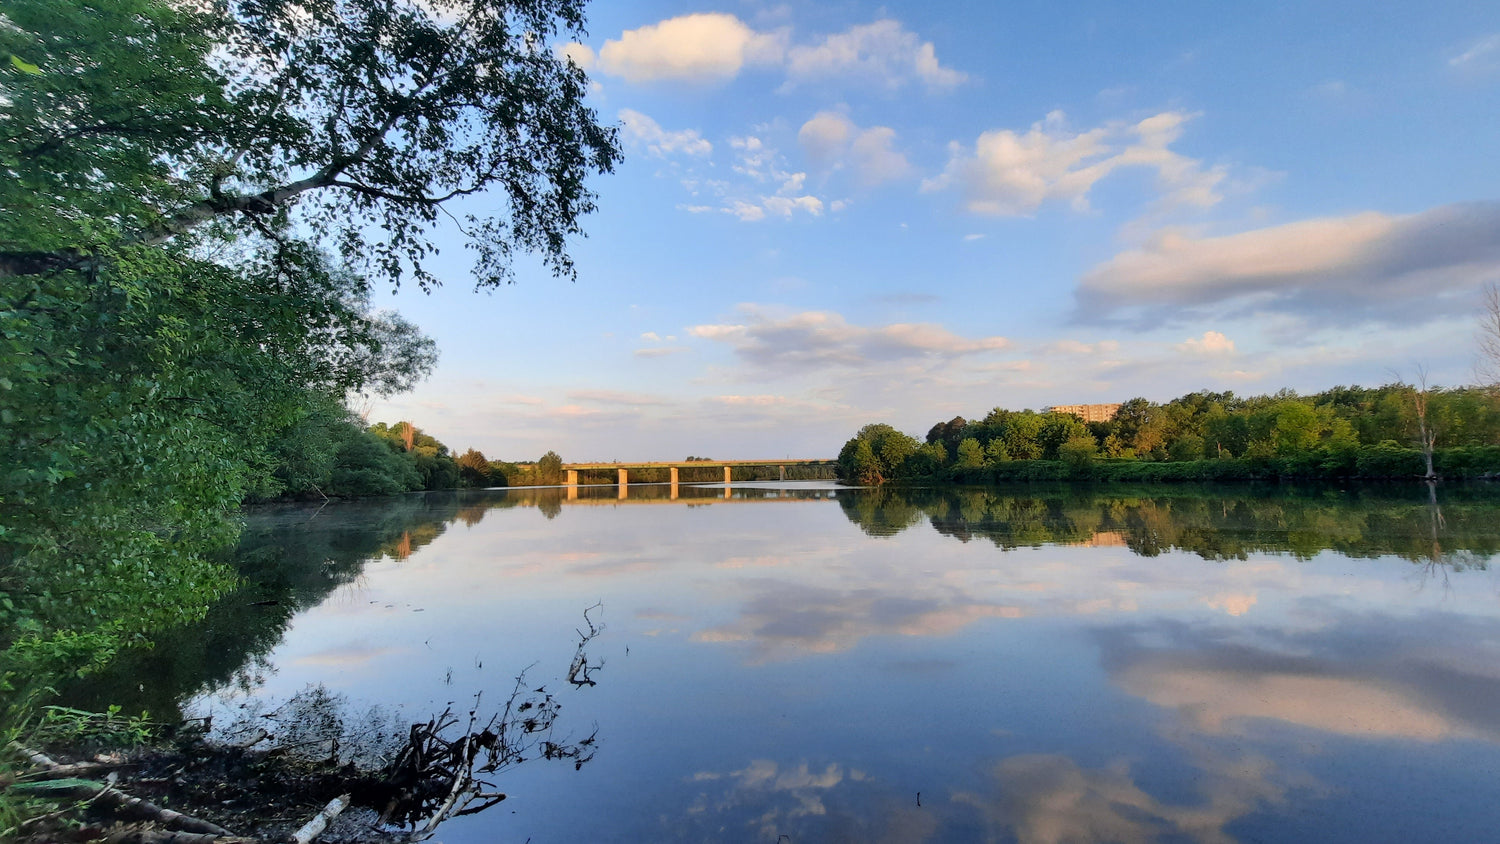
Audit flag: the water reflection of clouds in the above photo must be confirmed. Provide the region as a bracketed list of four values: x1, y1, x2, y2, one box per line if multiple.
[690, 578, 1026, 661]
[1099, 615, 1500, 743]
[679, 758, 937, 843]
[956, 750, 1288, 844]
[290, 642, 410, 669]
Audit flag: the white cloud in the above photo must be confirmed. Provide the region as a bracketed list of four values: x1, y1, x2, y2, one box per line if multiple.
[1078, 202, 1500, 325]
[618, 109, 711, 158]
[557, 42, 595, 71]
[592, 15, 962, 91]
[714, 394, 793, 407]
[689, 306, 1010, 373]
[797, 111, 910, 186]
[797, 112, 853, 162]
[730, 135, 781, 181]
[1176, 330, 1237, 356]
[598, 13, 785, 84]
[725, 200, 766, 222]
[784, 19, 967, 90]
[566, 389, 669, 406]
[1309, 79, 1347, 97]
[923, 110, 1223, 215]
[1043, 339, 1120, 356]
[634, 347, 687, 359]
[762, 195, 824, 218]
[1449, 33, 1500, 68]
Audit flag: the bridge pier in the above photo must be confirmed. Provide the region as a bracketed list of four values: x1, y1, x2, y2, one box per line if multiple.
[669, 466, 679, 500]
[779, 464, 786, 481]
[617, 468, 628, 497]
[566, 469, 578, 487]
[723, 465, 731, 485]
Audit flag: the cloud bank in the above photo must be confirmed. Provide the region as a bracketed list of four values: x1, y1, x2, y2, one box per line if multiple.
[690, 306, 1011, 374]
[1078, 201, 1500, 325]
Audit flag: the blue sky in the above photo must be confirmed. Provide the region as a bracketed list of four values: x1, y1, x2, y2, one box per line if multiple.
[368, 0, 1500, 462]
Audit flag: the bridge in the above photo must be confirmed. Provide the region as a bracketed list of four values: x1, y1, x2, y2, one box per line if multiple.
[561, 459, 836, 499]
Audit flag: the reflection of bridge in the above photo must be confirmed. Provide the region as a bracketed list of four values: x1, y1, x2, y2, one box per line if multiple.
[562, 459, 836, 500]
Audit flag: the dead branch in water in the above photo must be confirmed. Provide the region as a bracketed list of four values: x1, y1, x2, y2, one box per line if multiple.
[377, 604, 604, 838]
[568, 601, 605, 688]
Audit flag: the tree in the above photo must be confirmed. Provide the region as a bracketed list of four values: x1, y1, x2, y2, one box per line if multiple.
[1403, 369, 1439, 480]
[1, 0, 621, 290]
[457, 448, 493, 487]
[926, 416, 967, 456]
[837, 424, 920, 484]
[537, 450, 564, 485]
[1, 248, 432, 711]
[1480, 282, 1500, 392]
[1058, 434, 1098, 470]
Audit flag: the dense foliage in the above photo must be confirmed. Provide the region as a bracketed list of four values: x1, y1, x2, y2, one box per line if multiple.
[0, 0, 616, 743]
[837, 386, 1500, 485]
[1, 0, 619, 289]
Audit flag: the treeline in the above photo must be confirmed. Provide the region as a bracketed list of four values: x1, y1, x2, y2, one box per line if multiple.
[258, 411, 579, 498]
[837, 385, 1500, 484]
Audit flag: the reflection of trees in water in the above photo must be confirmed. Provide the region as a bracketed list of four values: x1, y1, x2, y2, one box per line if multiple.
[63, 489, 572, 718]
[68, 484, 800, 718]
[838, 484, 1500, 567]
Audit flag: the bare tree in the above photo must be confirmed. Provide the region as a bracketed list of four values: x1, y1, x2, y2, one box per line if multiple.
[1479, 282, 1500, 392]
[1410, 367, 1439, 480]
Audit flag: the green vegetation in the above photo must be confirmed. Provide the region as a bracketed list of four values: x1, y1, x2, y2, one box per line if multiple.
[0, 0, 617, 807]
[837, 386, 1500, 485]
[837, 483, 1500, 566]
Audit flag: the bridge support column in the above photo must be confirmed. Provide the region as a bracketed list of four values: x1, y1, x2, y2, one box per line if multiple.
[566, 469, 578, 487]
[617, 468, 628, 498]
[723, 465, 731, 485]
[779, 464, 786, 481]
[669, 466, 679, 500]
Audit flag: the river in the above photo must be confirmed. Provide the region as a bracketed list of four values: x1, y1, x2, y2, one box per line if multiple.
[69, 482, 1500, 842]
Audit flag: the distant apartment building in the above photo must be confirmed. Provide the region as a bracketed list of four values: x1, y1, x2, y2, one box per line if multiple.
[1045, 403, 1122, 423]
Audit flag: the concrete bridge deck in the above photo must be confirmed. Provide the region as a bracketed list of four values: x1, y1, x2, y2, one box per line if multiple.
[560, 458, 836, 498]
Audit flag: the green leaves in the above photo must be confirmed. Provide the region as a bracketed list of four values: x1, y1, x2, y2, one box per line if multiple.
[8, 55, 41, 75]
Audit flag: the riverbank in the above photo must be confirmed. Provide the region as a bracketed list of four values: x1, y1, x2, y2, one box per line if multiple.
[852, 444, 1500, 486]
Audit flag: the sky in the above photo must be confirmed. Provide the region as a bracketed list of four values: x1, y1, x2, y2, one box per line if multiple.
[368, 0, 1500, 462]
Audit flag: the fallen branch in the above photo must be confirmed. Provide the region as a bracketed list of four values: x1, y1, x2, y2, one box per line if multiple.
[17, 758, 131, 781]
[290, 793, 351, 844]
[14, 779, 234, 837]
[101, 830, 256, 844]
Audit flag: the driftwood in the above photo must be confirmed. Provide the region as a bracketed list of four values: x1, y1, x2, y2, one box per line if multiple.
[9, 742, 235, 838]
[102, 830, 256, 844]
[9, 742, 131, 781]
[290, 793, 351, 844]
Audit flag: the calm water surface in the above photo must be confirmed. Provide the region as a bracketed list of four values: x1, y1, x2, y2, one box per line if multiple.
[76, 482, 1500, 842]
